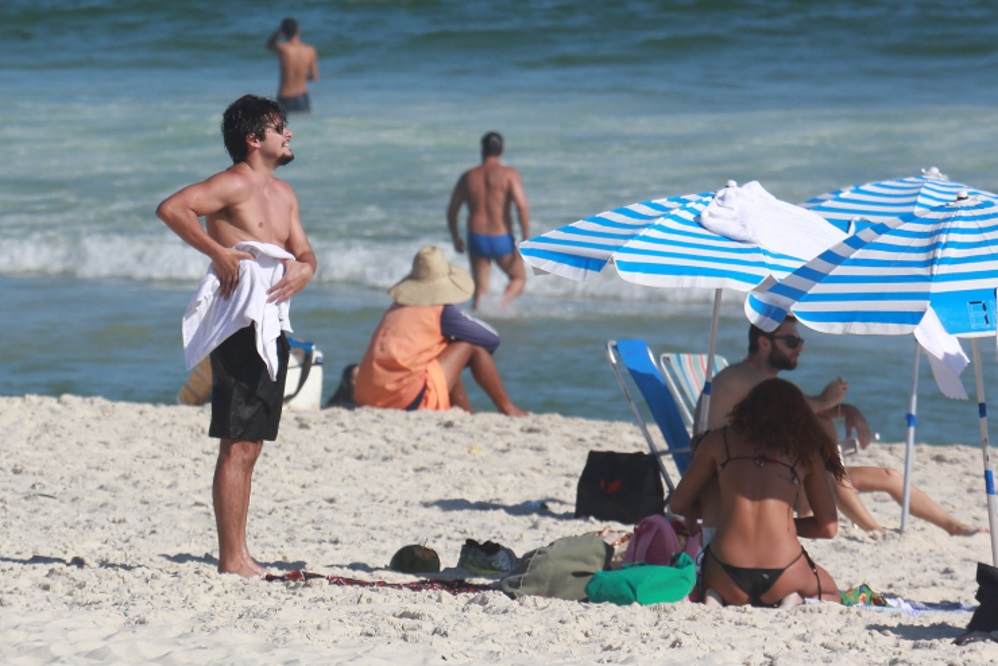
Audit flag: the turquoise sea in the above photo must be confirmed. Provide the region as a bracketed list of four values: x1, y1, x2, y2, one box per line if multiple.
[3, 0, 998, 445]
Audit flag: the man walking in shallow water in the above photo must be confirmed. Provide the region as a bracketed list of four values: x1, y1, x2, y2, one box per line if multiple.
[156, 95, 317, 577]
[447, 131, 530, 310]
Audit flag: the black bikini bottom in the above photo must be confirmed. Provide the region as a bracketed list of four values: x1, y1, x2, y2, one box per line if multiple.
[704, 544, 820, 606]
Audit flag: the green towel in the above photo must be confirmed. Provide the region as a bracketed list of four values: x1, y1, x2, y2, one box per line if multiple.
[585, 552, 697, 605]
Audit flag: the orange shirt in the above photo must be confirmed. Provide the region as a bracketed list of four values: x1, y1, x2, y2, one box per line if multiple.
[354, 304, 451, 410]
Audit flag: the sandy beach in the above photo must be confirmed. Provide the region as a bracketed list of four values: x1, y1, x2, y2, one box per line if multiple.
[2, 394, 997, 665]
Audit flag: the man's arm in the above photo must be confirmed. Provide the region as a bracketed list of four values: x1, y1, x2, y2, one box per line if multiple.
[508, 169, 530, 241]
[266, 27, 284, 52]
[267, 186, 316, 304]
[807, 376, 848, 416]
[308, 46, 319, 81]
[155, 172, 253, 298]
[446, 175, 467, 253]
[804, 375, 871, 446]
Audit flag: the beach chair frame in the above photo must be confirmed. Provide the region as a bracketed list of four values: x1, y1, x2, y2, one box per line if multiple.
[606, 339, 694, 497]
[658, 352, 729, 433]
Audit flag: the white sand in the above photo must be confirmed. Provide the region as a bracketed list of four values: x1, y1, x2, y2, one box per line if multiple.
[2, 394, 997, 665]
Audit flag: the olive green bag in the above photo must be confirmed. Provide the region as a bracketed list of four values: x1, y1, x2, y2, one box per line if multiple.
[499, 534, 613, 601]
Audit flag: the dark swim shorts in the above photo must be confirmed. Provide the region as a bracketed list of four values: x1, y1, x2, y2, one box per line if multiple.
[277, 92, 311, 113]
[209, 326, 290, 442]
[467, 232, 515, 259]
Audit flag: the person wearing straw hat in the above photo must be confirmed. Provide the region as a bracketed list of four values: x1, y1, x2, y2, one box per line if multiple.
[354, 246, 528, 416]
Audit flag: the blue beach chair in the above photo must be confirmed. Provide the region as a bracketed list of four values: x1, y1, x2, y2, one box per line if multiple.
[606, 339, 693, 496]
[658, 352, 729, 433]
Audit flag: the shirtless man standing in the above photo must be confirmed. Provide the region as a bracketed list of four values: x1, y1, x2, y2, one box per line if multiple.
[156, 95, 317, 577]
[447, 132, 530, 310]
[266, 17, 319, 114]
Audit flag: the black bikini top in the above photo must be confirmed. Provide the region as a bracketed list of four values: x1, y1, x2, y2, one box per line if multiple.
[717, 426, 800, 487]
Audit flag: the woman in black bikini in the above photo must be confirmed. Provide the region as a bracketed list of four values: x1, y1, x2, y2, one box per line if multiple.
[671, 378, 846, 607]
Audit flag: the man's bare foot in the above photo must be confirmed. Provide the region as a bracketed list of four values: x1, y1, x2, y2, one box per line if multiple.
[218, 556, 268, 578]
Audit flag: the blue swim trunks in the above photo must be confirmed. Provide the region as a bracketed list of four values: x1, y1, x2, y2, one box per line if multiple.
[467, 232, 515, 259]
[277, 93, 311, 113]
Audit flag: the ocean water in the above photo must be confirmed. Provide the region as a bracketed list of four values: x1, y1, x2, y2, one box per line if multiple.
[3, 0, 998, 446]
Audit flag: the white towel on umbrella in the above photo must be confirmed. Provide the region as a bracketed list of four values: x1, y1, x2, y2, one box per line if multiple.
[914, 307, 969, 400]
[700, 181, 845, 261]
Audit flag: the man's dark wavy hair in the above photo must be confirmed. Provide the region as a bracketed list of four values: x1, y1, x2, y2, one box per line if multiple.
[280, 17, 299, 38]
[221, 95, 286, 164]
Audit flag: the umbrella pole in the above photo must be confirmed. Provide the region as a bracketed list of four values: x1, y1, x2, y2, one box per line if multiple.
[900, 344, 920, 533]
[695, 289, 723, 435]
[971, 339, 998, 565]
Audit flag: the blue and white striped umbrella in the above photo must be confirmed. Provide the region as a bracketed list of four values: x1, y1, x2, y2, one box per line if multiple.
[516, 190, 710, 283]
[746, 194, 998, 557]
[802, 167, 998, 233]
[520, 181, 846, 432]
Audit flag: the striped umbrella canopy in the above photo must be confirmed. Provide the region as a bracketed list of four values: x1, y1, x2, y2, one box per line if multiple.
[745, 194, 998, 558]
[515, 189, 710, 282]
[803, 167, 998, 233]
[520, 180, 846, 432]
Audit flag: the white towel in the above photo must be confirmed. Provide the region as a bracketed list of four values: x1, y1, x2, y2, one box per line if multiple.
[182, 241, 294, 381]
[914, 307, 968, 400]
[700, 181, 846, 261]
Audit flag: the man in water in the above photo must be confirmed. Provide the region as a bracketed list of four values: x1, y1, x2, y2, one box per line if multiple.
[266, 17, 319, 114]
[699, 316, 984, 536]
[156, 95, 317, 577]
[447, 131, 530, 310]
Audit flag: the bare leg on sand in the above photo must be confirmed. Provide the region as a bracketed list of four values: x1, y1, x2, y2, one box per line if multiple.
[438, 341, 528, 416]
[845, 466, 988, 536]
[214, 439, 268, 577]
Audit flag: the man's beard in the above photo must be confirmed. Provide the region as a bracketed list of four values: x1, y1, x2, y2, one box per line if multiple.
[278, 152, 295, 166]
[769, 347, 798, 371]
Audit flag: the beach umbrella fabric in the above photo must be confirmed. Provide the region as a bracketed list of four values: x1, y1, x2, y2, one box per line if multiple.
[520, 181, 846, 433]
[745, 194, 998, 560]
[802, 167, 998, 234]
[515, 191, 709, 283]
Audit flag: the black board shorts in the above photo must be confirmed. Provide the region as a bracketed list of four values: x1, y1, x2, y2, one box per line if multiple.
[209, 326, 290, 442]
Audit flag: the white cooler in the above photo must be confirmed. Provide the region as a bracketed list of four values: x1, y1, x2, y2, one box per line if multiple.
[178, 336, 324, 410]
[284, 338, 324, 411]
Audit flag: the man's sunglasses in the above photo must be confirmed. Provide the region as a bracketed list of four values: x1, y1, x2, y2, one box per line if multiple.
[767, 334, 804, 350]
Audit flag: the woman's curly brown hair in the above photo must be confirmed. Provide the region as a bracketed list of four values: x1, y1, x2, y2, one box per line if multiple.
[729, 378, 846, 482]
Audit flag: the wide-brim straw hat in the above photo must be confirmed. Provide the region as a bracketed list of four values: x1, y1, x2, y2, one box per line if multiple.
[388, 245, 474, 306]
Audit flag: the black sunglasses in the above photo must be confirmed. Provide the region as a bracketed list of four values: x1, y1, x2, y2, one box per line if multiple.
[767, 334, 805, 350]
